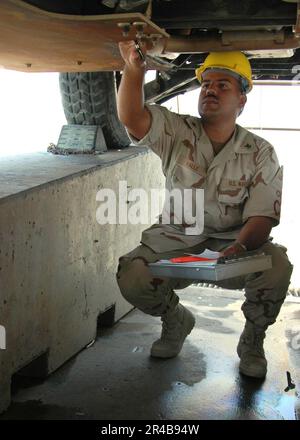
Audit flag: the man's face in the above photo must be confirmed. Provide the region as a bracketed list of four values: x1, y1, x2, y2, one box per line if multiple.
[198, 70, 247, 121]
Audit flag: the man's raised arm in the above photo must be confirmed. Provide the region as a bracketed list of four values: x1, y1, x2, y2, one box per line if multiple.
[117, 41, 152, 140]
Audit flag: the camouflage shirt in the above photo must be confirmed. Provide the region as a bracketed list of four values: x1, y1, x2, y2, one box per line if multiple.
[128, 104, 283, 252]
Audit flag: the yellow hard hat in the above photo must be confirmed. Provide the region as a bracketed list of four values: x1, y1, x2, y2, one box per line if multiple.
[195, 51, 253, 93]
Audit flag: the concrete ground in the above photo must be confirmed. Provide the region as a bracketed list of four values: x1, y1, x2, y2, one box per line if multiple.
[0, 286, 299, 420]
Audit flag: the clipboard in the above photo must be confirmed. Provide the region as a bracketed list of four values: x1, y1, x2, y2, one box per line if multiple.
[148, 251, 272, 281]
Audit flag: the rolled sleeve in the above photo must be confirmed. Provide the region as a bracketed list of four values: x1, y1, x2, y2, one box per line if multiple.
[127, 104, 181, 175]
[243, 145, 283, 226]
[127, 104, 165, 147]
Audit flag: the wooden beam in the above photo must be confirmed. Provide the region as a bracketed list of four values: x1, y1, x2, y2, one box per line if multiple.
[0, 0, 169, 72]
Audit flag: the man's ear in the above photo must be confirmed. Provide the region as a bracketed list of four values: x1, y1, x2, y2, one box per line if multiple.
[239, 94, 247, 114]
[240, 93, 247, 108]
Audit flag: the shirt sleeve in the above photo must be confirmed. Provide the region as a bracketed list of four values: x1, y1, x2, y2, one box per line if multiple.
[127, 104, 182, 175]
[242, 142, 283, 226]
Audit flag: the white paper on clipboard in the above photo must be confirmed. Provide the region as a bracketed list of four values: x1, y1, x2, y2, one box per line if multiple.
[157, 249, 221, 264]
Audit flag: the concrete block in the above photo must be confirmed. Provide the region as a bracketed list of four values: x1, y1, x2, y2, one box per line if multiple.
[0, 147, 164, 413]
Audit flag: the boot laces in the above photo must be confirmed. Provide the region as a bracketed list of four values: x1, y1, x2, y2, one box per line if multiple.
[243, 331, 265, 356]
[160, 311, 183, 341]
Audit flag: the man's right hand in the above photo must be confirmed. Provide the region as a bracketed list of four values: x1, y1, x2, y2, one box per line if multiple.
[118, 40, 147, 69]
[117, 40, 151, 140]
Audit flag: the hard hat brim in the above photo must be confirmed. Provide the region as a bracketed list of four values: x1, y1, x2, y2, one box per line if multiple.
[198, 67, 252, 93]
[195, 63, 253, 93]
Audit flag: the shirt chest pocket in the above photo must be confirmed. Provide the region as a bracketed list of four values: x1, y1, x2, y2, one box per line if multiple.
[217, 178, 249, 206]
[172, 163, 206, 189]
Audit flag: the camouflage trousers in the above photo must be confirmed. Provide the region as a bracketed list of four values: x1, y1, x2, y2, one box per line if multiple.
[116, 238, 293, 330]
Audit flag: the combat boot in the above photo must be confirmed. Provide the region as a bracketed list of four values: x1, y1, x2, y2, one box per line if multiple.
[237, 321, 267, 378]
[151, 304, 195, 358]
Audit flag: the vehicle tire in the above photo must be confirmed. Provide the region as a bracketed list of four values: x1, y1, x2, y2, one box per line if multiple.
[59, 71, 130, 149]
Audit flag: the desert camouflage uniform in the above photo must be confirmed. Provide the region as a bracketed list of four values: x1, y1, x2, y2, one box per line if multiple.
[117, 104, 293, 330]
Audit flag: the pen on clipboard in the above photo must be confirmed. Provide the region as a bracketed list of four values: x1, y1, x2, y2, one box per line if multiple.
[170, 256, 217, 263]
[134, 40, 145, 62]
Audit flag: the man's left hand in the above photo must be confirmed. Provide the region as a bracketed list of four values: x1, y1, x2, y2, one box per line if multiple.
[220, 242, 246, 257]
